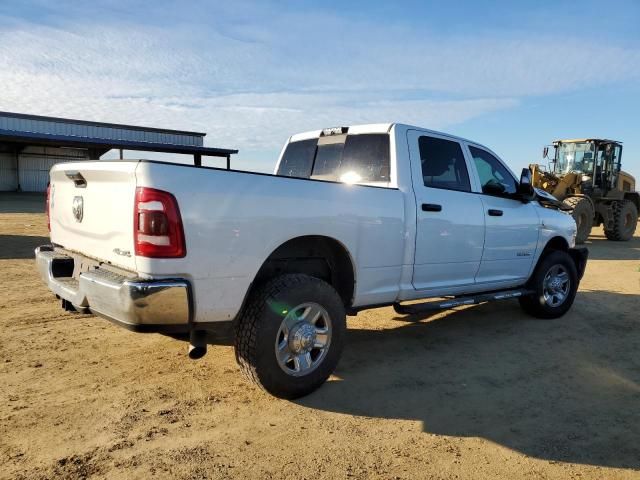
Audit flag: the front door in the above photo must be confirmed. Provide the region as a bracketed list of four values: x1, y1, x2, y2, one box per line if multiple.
[465, 144, 540, 283]
[407, 130, 485, 290]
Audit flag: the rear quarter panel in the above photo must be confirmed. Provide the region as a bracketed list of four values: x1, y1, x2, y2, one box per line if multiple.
[135, 162, 406, 322]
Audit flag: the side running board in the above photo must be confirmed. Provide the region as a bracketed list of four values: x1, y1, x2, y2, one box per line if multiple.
[393, 288, 534, 315]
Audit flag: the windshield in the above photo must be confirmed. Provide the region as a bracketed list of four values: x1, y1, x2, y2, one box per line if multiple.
[554, 142, 594, 174]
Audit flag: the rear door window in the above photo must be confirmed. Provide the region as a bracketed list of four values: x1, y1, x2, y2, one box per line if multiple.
[277, 133, 391, 184]
[418, 136, 471, 192]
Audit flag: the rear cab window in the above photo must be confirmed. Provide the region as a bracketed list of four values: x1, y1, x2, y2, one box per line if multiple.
[277, 131, 391, 186]
[275, 138, 316, 178]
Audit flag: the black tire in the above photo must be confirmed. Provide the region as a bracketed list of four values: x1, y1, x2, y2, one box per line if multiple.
[604, 200, 638, 241]
[563, 196, 593, 244]
[519, 250, 578, 319]
[234, 274, 346, 399]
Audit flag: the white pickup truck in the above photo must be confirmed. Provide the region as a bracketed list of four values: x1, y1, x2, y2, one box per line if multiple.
[36, 123, 588, 398]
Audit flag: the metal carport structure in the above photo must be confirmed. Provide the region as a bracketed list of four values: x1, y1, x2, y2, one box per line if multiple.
[0, 111, 237, 192]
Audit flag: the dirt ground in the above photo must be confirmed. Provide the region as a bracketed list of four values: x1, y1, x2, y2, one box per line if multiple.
[1, 192, 639, 480]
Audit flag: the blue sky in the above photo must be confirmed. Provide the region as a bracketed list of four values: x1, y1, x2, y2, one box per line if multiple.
[1, 0, 639, 180]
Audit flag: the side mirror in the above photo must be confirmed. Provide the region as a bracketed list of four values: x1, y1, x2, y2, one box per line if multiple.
[518, 168, 535, 198]
[543, 146, 549, 159]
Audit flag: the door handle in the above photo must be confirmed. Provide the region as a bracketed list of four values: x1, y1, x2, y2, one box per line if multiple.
[422, 203, 442, 212]
[488, 209, 503, 216]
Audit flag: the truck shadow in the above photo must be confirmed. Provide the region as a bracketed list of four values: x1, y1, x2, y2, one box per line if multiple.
[166, 323, 235, 347]
[0, 235, 50, 259]
[299, 290, 640, 469]
[583, 232, 640, 260]
[0, 192, 46, 213]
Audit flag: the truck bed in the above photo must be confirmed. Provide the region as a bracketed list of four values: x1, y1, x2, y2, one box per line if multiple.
[48, 160, 407, 322]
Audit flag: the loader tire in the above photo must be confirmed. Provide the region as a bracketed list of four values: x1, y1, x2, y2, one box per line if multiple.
[563, 196, 593, 244]
[604, 200, 638, 241]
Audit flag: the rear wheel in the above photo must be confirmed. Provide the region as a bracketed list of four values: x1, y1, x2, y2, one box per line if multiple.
[519, 250, 578, 319]
[604, 200, 638, 241]
[563, 196, 593, 244]
[234, 274, 346, 399]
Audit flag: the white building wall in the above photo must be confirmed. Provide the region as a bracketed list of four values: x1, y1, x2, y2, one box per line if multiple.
[15, 146, 89, 192]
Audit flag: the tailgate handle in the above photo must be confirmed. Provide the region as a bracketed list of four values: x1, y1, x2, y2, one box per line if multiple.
[65, 171, 87, 188]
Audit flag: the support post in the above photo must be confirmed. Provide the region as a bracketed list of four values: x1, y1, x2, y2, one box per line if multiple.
[194, 154, 202, 166]
[15, 147, 21, 192]
[226, 155, 230, 170]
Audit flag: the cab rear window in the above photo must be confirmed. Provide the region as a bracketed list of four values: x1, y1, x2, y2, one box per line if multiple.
[277, 134, 391, 183]
[275, 138, 316, 178]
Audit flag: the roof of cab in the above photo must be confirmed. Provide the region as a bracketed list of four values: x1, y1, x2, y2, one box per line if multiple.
[287, 123, 481, 146]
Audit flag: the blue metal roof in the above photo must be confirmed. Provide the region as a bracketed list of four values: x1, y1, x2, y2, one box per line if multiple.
[0, 111, 206, 147]
[0, 129, 237, 158]
[0, 111, 237, 160]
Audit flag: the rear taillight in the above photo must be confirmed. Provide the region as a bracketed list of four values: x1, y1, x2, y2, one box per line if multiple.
[46, 184, 51, 232]
[134, 187, 186, 258]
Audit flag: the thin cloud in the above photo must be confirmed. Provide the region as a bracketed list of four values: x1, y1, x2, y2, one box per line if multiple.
[0, 4, 638, 170]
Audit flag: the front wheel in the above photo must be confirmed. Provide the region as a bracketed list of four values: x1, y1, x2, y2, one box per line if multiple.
[234, 274, 346, 399]
[519, 250, 579, 319]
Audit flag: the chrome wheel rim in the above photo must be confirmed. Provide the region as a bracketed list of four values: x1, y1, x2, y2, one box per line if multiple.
[542, 264, 570, 307]
[275, 302, 332, 377]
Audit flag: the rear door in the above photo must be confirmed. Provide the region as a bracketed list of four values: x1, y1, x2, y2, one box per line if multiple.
[49, 161, 138, 270]
[464, 144, 539, 283]
[407, 130, 485, 290]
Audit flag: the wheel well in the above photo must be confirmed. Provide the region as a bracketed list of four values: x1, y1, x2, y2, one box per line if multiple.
[541, 236, 569, 256]
[252, 236, 355, 307]
[527, 236, 570, 281]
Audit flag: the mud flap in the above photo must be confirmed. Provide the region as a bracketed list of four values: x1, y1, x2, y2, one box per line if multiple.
[569, 247, 589, 281]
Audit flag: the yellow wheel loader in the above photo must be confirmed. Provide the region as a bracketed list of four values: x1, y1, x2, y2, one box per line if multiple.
[530, 139, 639, 243]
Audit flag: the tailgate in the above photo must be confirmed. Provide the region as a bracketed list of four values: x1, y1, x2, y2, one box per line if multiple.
[49, 161, 138, 270]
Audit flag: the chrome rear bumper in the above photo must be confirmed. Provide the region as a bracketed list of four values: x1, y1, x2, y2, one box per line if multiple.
[35, 245, 191, 332]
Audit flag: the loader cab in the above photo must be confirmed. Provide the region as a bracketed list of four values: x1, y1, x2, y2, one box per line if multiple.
[551, 139, 622, 195]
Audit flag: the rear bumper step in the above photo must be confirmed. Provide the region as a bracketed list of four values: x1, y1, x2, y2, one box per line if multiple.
[35, 245, 192, 332]
[393, 288, 534, 315]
